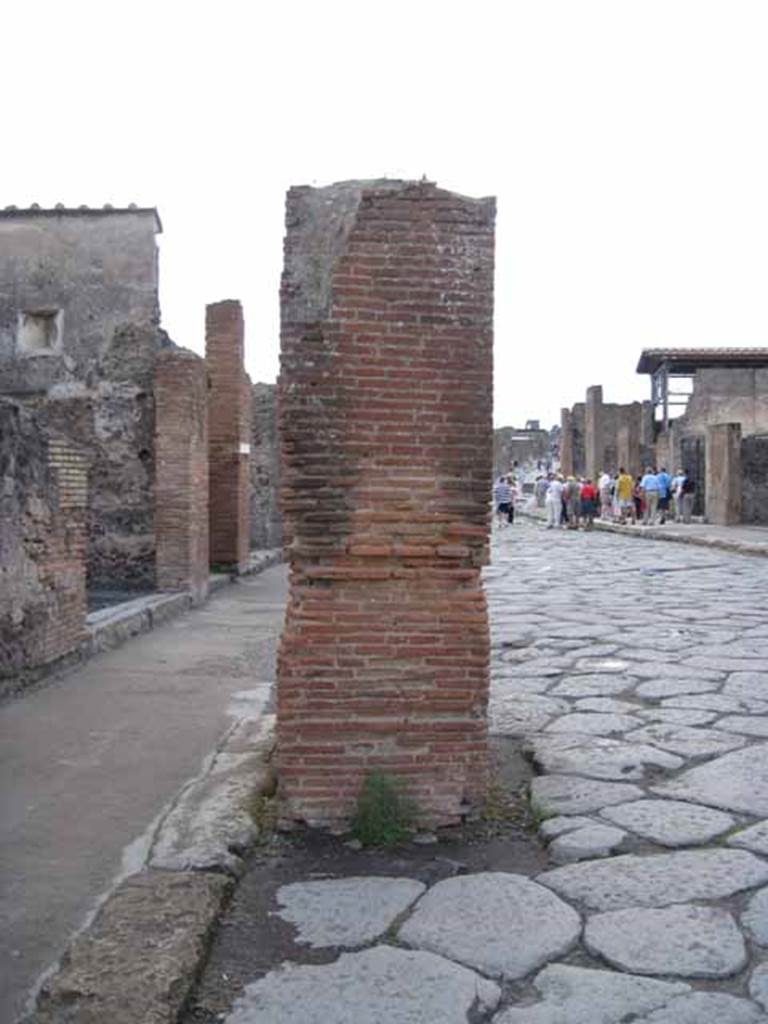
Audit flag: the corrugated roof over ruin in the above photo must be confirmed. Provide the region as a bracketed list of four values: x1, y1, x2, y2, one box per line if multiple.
[637, 347, 768, 375]
[0, 204, 162, 232]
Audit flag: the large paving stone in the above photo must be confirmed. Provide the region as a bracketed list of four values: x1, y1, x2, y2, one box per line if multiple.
[537, 848, 768, 911]
[635, 677, 720, 699]
[493, 963, 690, 1024]
[584, 904, 747, 977]
[528, 734, 682, 781]
[728, 821, 768, 856]
[545, 712, 643, 736]
[574, 658, 631, 673]
[741, 887, 768, 945]
[725, 673, 768, 702]
[274, 877, 426, 948]
[600, 799, 734, 846]
[397, 872, 581, 979]
[653, 744, 768, 816]
[750, 962, 768, 1011]
[717, 716, 768, 737]
[551, 674, 635, 698]
[490, 694, 569, 735]
[549, 824, 626, 863]
[224, 945, 500, 1024]
[623, 724, 746, 758]
[637, 707, 717, 727]
[637, 991, 767, 1023]
[531, 775, 644, 816]
[539, 815, 596, 839]
[631, 663, 725, 682]
[32, 870, 231, 1024]
[664, 693, 768, 715]
[574, 697, 640, 714]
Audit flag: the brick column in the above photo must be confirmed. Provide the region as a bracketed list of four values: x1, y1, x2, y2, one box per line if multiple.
[706, 422, 742, 524]
[155, 350, 209, 602]
[206, 300, 250, 571]
[585, 385, 604, 481]
[560, 408, 573, 475]
[277, 180, 495, 828]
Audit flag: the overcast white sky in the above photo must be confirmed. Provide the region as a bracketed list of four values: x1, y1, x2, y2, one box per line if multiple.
[4, 0, 767, 427]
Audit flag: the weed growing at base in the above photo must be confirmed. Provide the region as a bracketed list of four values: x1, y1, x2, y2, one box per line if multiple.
[351, 771, 418, 848]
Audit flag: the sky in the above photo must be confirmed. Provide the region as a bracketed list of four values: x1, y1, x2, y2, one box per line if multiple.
[3, 0, 767, 428]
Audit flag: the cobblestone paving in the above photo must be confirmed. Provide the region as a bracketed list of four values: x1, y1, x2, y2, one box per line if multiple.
[226, 521, 768, 1022]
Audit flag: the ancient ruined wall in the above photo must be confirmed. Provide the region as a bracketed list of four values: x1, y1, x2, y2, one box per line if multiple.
[706, 423, 742, 525]
[0, 208, 164, 589]
[154, 350, 209, 601]
[678, 367, 768, 438]
[493, 427, 550, 475]
[206, 300, 251, 571]
[277, 179, 495, 828]
[0, 400, 87, 678]
[741, 436, 768, 525]
[250, 382, 282, 549]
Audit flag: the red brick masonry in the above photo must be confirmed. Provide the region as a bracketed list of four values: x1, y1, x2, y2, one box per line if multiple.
[207, 300, 251, 571]
[277, 179, 496, 827]
[155, 350, 209, 601]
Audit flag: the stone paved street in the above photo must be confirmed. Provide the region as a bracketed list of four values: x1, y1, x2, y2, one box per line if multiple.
[221, 520, 768, 1023]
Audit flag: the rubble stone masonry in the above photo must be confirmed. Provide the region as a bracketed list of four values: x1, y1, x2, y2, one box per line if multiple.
[276, 179, 495, 827]
[206, 301, 251, 571]
[0, 399, 87, 678]
[250, 382, 282, 550]
[154, 350, 209, 601]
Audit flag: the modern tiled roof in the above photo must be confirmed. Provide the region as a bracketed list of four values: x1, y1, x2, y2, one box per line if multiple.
[637, 347, 768, 374]
[0, 204, 162, 232]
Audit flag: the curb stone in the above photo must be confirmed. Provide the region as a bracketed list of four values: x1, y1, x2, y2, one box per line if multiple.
[516, 506, 768, 559]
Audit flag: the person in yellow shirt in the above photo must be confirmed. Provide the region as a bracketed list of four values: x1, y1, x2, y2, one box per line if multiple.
[616, 466, 636, 524]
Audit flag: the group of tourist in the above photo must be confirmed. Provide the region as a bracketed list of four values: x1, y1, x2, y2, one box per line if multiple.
[494, 466, 697, 530]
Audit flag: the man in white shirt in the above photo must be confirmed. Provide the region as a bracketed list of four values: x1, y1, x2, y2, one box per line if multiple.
[545, 475, 564, 529]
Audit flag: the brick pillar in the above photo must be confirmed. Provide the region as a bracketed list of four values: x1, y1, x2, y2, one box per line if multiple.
[560, 408, 573, 476]
[207, 300, 250, 571]
[706, 423, 742, 524]
[585, 385, 604, 481]
[155, 350, 209, 602]
[46, 437, 88, 663]
[277, 179, 495, 828]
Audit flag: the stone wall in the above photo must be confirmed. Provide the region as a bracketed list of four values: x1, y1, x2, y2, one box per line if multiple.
[0, 208, 164, 589]
[250, 382, 282, 549]
[154, 350, 209, 601]
[277, 179, 495, 828]
[0, 399, 87, 678]
[677, 367, 768, 438]
[706, 422, 742, 525]
[493, 427, 550, 475]
[741, 436, 768, 525]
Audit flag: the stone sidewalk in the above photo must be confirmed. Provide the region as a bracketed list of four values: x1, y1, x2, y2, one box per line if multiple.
[0, 564, 288, 1024]
[207, 522, 768, 1023]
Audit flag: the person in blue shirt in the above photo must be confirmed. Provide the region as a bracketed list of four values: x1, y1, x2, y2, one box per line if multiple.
[640, 467, 660, 525]
[656, 466, 672, 524]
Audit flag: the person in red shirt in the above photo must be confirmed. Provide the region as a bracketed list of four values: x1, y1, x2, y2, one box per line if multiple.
[580, 478, 597, 530]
